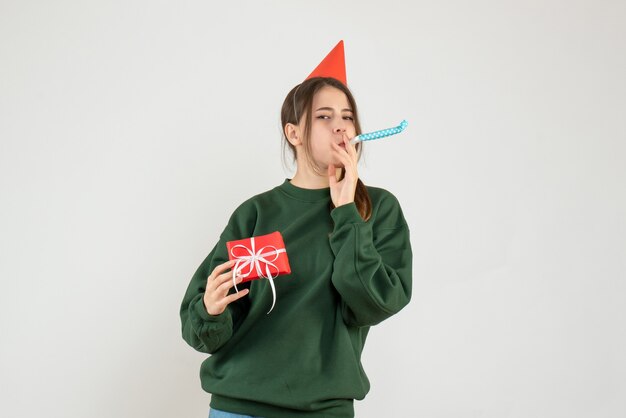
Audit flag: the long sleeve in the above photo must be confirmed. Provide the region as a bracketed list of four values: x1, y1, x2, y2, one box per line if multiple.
[329, 195, 412, 327]
[180, 203, 256, 354]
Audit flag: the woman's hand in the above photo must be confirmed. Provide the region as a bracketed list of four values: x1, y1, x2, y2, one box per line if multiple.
[203, 260, 249, 316]
[328, 132, 359, 207]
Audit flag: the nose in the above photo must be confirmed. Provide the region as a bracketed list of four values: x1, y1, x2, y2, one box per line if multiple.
[333, 121, 347, 134]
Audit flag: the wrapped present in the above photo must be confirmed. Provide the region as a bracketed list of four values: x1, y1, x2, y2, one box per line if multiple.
[226, 231, 291, 313]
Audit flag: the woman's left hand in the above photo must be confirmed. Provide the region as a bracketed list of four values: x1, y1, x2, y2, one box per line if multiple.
[328, 132, 359, 207]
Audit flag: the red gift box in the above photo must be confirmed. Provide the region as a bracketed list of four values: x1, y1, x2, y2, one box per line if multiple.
[226, 231, 291, 313]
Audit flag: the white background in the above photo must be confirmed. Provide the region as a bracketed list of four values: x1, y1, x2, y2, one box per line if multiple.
[1, 1, 625, 417]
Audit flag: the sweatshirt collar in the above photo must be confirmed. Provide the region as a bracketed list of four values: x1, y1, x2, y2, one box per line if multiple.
[278, 178, 331, 202]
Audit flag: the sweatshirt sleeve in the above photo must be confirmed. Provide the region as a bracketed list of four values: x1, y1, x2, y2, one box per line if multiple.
[329, 194, 412, 327]
[180, 203, 256, 354]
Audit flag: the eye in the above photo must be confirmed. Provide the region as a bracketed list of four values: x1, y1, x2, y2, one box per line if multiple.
[317, 115, 331, 120]
[343, 116, 354, 121]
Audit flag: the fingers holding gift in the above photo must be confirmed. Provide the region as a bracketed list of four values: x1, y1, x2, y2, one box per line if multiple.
[204, 260, 251, 315]
[208, 260, 236, 284]
[210, 267, 250, 294]
[217, 271, 244, 293]
[204, 290, 249, 316]
[223, 288, 250, 306]
[204, 276, 249, 316]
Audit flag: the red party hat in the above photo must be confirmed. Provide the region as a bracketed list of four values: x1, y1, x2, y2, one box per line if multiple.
[305, 40, 347, 85]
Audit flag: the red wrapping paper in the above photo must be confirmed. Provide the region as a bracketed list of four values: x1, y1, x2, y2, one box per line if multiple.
[226, 231, 291, 282]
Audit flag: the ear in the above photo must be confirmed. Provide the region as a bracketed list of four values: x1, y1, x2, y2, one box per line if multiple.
[284, 123, 302, 146]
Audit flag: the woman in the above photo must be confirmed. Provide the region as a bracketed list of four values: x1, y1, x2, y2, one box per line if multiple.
[180, 42, 412, 418]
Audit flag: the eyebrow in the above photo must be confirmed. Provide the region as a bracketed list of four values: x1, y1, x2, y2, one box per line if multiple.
[315, 107, 353, 112]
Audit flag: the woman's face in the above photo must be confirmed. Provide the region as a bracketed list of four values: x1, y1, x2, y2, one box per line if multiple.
[306, 85, 356, 168]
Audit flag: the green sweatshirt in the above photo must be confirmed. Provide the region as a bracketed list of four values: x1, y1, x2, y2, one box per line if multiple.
[180, 179, 412, 418]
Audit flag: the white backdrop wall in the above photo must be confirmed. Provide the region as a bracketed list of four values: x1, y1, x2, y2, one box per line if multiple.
[1, 1, 625, 417]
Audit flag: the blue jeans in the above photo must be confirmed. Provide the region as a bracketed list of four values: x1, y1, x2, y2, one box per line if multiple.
[208, 408, 264, 418]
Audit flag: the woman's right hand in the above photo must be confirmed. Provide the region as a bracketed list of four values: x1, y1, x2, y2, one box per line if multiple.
[203, 259, 250, 316]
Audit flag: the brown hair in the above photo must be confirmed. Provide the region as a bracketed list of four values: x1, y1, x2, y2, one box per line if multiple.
[280, 77, 372, 222]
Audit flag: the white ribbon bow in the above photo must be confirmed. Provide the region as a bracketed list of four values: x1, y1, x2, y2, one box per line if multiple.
[230, 236, 286, 314]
